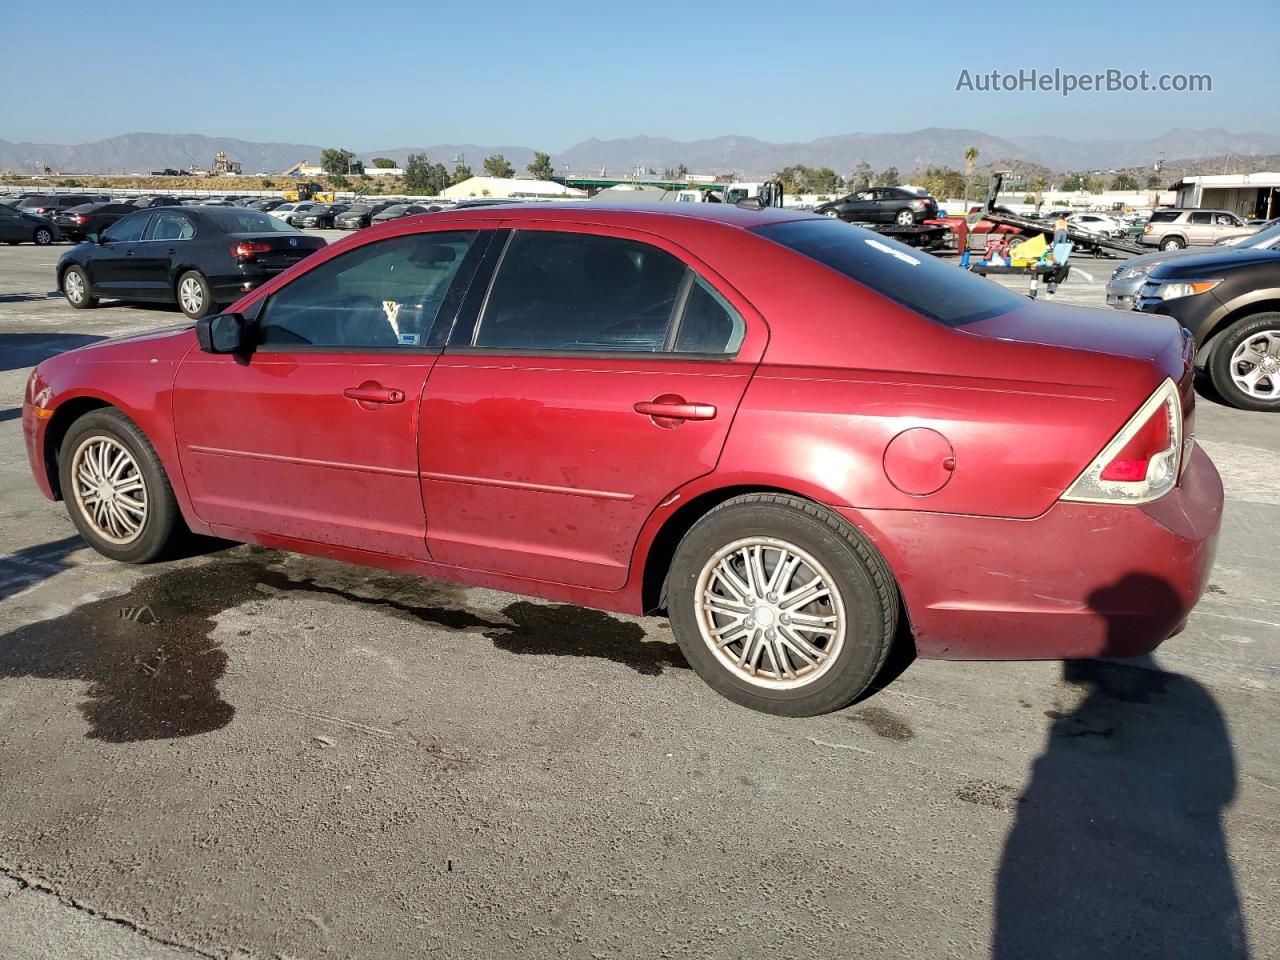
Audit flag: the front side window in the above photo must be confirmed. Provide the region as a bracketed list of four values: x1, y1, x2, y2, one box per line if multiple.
[103, 213, 151, 242]
[259, 231, 481, 349]
[756, 218, 1024, 327]
[473, 230, 688, 353]
[148, 212, 195, 241]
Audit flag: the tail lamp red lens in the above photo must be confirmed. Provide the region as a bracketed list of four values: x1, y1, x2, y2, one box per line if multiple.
[232, 242, 271, 259]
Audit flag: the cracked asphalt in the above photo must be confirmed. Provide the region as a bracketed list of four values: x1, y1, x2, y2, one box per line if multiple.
[1, 239, 1277, 959]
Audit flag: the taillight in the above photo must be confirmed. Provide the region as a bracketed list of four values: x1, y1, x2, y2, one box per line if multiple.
[232, 242, 271, 259]
[71, 215, 88, 224]
[1062, 378, 1182, 504]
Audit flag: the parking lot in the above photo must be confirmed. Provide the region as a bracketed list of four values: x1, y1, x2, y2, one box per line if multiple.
[1, 236, 1278, 959]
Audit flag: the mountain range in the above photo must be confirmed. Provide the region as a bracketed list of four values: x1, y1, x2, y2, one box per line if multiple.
[3, 128, 1279, 178]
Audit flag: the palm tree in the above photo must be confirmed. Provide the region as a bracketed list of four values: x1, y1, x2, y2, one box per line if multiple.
[963, 146, 980, 206]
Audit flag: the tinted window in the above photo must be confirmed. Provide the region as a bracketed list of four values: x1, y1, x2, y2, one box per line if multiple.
[756, 218, 1024, 327]
[259, 231, 480, 349]
[149, 212, 196, 241]
[103, 213, 151, 242]
[474, 231, 687, 352]
[1189, 212, 1212, 225]
[205, 210, 299, 233]
[1149, 211, 1180, 223]
[674, 278, 745, 354]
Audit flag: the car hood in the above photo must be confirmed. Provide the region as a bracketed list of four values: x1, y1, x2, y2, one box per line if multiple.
[55, 323, 196, 363]
[1112, 247, 1211, 277]
[1150, 247, 1280, 279]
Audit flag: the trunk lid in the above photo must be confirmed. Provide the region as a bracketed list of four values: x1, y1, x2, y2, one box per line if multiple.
[228, 232, 325, 272]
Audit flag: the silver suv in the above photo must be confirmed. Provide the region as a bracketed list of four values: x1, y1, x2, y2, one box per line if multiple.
[1140, 208, 1250, 250]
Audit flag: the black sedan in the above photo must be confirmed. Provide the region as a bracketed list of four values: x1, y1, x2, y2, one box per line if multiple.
[0, 204, 59, 245]
[292, 203, 351, 229]
[371, 203, 436, 224]
[1136, 246, 1280, 411]
[57, 207, 326, 319]
[333, 202, 394, 229]
[813, 187, 939, 226]
[52, 202, 139, 242]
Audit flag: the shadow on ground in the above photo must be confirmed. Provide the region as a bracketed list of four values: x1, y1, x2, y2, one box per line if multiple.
[993, 574, 1249, 959]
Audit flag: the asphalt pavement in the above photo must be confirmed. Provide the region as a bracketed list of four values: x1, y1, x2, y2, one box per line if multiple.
[0, 237, 1276, 960]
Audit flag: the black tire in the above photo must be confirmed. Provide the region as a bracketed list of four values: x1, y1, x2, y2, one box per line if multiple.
[894, 209, 915, 226]
[57, 408, 184, 563]
[62, 265, 98, 309]
[1159, 236, 1184, 251]
[666, 493, 899, 716]
[176, 270, 214, 319]
[1207, 312, 1280, 412]
[33, 227, 53, 246]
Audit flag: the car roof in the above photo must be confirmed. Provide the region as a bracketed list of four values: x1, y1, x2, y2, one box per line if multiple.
[396, 201, 811, 229]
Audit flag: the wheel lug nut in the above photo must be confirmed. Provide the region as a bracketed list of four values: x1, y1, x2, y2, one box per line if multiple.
[766, 592, 777, 602]
[765, 629, 776, 639]
[780, 614, 790, 624]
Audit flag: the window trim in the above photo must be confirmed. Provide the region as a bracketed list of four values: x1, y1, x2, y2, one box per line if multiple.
[451, 226, 747, 361]
[251, 228, 491, 355]
[142, 211, 197, 242]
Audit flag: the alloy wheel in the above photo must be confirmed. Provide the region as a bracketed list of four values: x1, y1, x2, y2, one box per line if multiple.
[70, 436, 148, 545]
[179, 276, 204, 315]
[694, 537, 847, 690]
[1229, 330, 1280, 400]
[65, 270, 85, 303]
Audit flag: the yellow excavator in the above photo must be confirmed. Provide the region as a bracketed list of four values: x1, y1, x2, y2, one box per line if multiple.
[281, 181, 336, 203]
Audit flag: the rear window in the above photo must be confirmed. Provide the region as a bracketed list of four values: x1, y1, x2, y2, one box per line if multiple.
[203, 210, 300, 233]
[1148, 210, 1180, 223]
[755, 219, 1024, 327]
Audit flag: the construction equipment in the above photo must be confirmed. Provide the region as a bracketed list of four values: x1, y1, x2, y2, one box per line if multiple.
[281, 181, 336, 203]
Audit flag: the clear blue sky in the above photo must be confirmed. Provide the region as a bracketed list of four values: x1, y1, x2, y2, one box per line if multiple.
[2, 0, 1276, 148]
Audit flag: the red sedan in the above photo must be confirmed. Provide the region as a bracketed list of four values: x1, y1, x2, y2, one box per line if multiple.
[22, 205, 1223, 716]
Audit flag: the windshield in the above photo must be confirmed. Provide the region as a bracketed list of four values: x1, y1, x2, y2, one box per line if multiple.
[1247, 222, 1280, 249]
[755, 218, 1025, 327]
[204, 210, 301, 234]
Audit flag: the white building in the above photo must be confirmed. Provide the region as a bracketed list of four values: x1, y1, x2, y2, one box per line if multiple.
[443, 176, 586, 200]
[1173, 173, 1280, 219]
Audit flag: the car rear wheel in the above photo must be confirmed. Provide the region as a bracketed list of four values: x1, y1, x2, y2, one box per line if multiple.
[666, 493, 898, 716]
[176, 271, 213, 319]
[1159, 236, 1185, 251]
[1209, 313, 1280, 411]
[63, 266, 97, 309]
[58, 409, 183, 563]
[33, 227, 53, 245]
[894, 209, 915, 226]
[824, 209, 841, 219]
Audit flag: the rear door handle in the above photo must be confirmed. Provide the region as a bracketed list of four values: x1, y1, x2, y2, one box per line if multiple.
[633, 396, 717, 421]
[344, 385, 405, 404]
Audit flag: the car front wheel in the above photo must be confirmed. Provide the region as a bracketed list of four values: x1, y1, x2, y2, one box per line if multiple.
[1209, 313, 1280, 411]
[58, 409, 183, 563]
[666, 493, 899, 716]
[176, 271, 214, 319]
[33, 227, 53, 245]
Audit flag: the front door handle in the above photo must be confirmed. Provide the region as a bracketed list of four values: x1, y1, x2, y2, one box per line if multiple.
[633, 395, 717, 423]
[344, 384, 405, 404]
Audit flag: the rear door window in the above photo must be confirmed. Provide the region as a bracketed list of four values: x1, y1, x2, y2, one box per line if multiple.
[148, 212, 196, 241]
[472, 230, 688, 353]
[756, 218, 1024, 327]
[1189, 212, 1212, 224]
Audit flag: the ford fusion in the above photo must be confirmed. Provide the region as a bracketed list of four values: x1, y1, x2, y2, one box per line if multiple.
[24, 206, 1222, 716]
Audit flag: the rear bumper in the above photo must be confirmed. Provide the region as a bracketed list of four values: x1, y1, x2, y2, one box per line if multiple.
[844, 443, 1223, 660]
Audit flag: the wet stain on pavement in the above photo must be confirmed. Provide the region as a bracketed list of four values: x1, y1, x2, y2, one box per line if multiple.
[848, 705, 915, 741]
[0, 559, 270, 742]
[956, 778, 1019, 811]
[0, 550, 688, 741]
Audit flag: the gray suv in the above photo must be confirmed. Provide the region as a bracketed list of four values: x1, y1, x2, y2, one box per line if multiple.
[1139, 208, 1250, 250]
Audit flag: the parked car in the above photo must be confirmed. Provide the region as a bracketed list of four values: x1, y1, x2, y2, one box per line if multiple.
[813, 188, 939, 226]
[0, 195, 33, 208]
[249, 199, 287, 212]
[333, 202, 394, 229]
[0, 204, 59, 245]
[26, 206, 1221, 716]
[1108, 221, 1280, 309]
[370, 203, 432, 224]
[195, 199, 236, 207]
[292, 203, 351, 229]
[1067, 213, 1124, 238]
[52, 202, 140, 242]
[1135, 245, 1280, 410]
[1140, 209, 1249, 250]
[131, 196, 181, 209]
[17, 194, 100, 217]
[56, 207, 326, 319]
[271, 201, 323, 225]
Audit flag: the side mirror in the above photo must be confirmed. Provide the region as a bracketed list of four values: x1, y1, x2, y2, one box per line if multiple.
[195, 312, 246, 354]
[87, 232, 100, 244]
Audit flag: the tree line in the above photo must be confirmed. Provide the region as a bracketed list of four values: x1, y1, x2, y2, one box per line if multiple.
[318, 147, 557, 194]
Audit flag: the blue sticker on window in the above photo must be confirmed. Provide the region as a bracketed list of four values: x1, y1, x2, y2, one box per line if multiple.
[398, 333, 420, 346]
